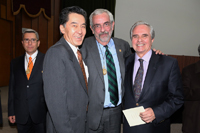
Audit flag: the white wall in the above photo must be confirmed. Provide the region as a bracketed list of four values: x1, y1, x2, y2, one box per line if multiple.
[114, 0, 200, 56]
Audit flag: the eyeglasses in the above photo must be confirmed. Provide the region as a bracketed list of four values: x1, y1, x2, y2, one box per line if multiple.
[93, 22, 112, 30]
[23, 38, 38, 43]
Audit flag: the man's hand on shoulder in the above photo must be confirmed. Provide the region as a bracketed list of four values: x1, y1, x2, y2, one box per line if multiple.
[152, 48, 165, 55]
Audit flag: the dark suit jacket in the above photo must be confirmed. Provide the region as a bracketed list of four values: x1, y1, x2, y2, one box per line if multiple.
[8, 51, 47, 124]
[81, 36, 132, 130]
[182, 60, 200, 133]
[123, 51, 184, 133]
[43, 36, 89, 133]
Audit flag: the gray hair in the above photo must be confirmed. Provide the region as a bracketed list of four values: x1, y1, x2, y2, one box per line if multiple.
[130, 21, 155, 40]
[89, 9, 114, 28]
[22, 28, 39, 40]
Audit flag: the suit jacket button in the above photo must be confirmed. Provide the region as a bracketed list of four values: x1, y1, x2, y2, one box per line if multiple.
[27, 85, 29, 88]
[136, 103, 139, 106]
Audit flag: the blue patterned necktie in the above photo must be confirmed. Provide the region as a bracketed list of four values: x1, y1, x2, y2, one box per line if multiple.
[105, 45, 119, 106]
[134, 59, 144, 102]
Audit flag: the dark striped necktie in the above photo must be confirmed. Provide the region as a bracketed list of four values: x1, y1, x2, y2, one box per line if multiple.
[105, 45, 118, 106]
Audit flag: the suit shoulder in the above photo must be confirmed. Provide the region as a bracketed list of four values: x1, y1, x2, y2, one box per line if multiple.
[113, 37, 129, 44]
[11, 55, 24, 64]
[157, 54, 177, 62]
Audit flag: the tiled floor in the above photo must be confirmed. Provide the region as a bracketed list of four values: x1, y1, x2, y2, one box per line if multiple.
[0, 86, 182, 133]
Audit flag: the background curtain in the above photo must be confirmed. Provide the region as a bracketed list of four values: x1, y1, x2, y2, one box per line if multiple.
[61, 0, 116, 38]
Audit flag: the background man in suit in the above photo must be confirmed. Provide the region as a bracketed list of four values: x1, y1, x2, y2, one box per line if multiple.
[8, 29, 47, 133]
[81, 9, 132, 133]
[182, 45, 200, 133]
[123, 21, 184, 133]
[43, 6, 89, 133]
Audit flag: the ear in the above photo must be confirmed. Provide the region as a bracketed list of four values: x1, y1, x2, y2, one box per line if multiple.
[151, 38, 154, 43]
[37, 40, 40, 47]
[60, 25, 65, 34]
[90, 25, 95, 34]
[111, 21, 115, 29]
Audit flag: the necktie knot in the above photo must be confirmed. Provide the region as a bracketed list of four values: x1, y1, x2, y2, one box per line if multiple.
[138, 59, 144, 67]
[29, 57, 32, 61]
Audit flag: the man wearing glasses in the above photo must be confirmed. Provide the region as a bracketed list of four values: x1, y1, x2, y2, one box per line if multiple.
[81, 9, 131, 133]
[8, 28, 47, 133]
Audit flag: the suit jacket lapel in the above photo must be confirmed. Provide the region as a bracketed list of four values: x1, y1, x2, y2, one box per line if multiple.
[61, 37, 88, 93]
[21, 54, 28, 80]
[139, 51, 159, 101]
[126, 53, 136, 98]
[89, 37, 104, 82]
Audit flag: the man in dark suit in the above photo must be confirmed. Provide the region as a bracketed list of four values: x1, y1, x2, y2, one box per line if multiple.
[8, 28, 47, 133]
[43, 6, 89, 133]
[123, 21, 184, 133]
[81, 9, 132, 133]
[182, 45, 200, 133]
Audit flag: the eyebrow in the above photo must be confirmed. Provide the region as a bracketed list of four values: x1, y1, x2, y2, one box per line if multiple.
[94, 21, 110, 25]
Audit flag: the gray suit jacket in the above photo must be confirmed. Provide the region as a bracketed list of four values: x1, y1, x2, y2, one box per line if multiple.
[43, 37, 89, 133]
[81, 36, 132, 130]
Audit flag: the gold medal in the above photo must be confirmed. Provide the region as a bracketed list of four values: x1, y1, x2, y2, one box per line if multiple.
[103, 68, 107, 75]
[26, 68, 30, 74]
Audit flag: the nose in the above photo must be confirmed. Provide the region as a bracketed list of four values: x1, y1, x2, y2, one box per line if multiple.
[28, 40, 32, 44]
[77, 26, 83, 34]
[100, 25, 105, 32]
[138, 36, 143, 42]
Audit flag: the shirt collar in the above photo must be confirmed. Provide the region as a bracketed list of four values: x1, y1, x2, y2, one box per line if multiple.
[26, 50, 38, 59]
[96, 38, 114, 49]
[66, 40, 79, 54]
[135, 49, 152, 62]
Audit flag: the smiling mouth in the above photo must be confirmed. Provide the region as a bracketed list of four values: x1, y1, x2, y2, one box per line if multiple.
[137, 44, 144, 46]
[75, 36, 83, 40]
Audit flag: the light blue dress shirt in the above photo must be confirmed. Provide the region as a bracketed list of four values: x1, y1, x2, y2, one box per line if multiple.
[96, 39, 122, 107]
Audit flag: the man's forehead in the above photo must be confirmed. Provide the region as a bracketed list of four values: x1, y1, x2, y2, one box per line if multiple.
[24, 33, 37, 37]
[132, 25, 150, 33]
[93, 13, 110, 23]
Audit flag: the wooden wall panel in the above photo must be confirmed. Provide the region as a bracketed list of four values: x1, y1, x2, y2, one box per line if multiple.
[15, 11, 23, 57]
[48, 16, 54, 48]
[169, 55, 199, 72]
[0, 19, 12, 86]
[32, 17, 39, 33]
[1, 4, 6, 19]
[38, 14, 48, 53]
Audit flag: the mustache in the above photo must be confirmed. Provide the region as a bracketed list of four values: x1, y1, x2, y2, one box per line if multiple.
[99, 31, 109, 35]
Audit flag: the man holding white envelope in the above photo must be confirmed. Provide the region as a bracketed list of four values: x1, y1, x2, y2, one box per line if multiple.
[123, 21, 184, 133]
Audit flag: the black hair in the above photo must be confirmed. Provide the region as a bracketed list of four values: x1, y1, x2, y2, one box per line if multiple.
[59, 6, 87, 27]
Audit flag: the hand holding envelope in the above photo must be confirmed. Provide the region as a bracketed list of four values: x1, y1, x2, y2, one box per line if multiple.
[123, 106, 146, 127]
